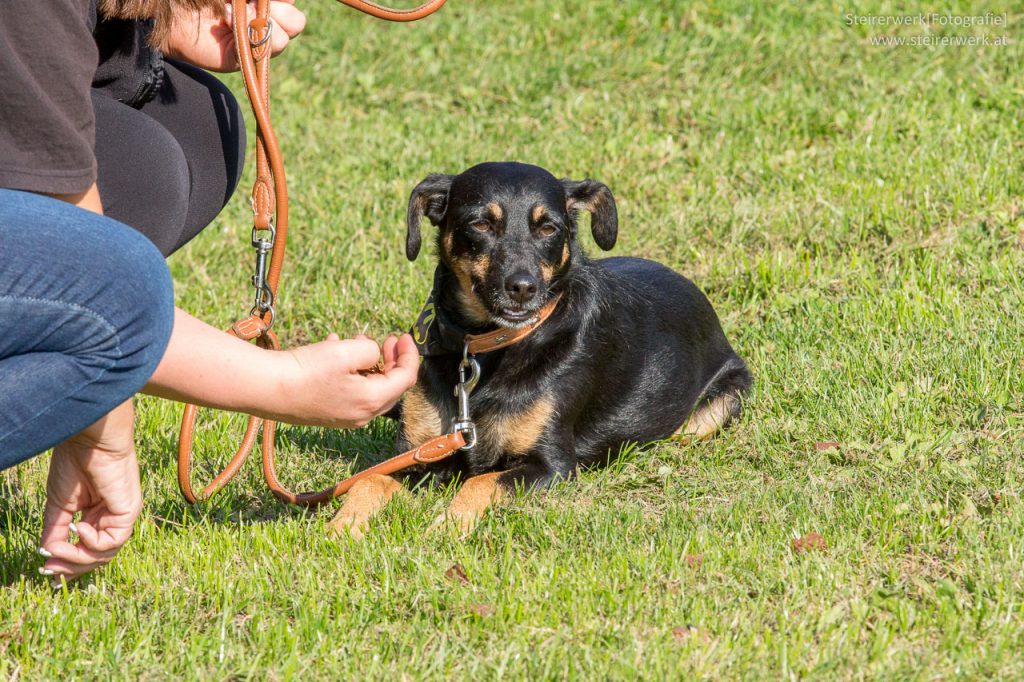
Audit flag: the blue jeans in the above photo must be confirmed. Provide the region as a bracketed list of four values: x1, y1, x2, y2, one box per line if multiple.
[0, 189, 174, 469]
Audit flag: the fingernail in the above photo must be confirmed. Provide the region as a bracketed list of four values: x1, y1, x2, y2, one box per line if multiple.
[68, 522, 78, 534]
[37, 547, 52, 558]
[38, 567, 54, 576]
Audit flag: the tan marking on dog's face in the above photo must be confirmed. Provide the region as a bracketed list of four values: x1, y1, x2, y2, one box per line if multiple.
[440, 230, 455, 263]
[450, 265, 492, 325]
[469, 254, 491, 280]
[478, 397, 554, 455]
[325, 474, 406, 541]
[487, 202, 504, 222]
[540, 241, 570, 283]
[447, 240, 492, 325]
[429, 472, 504, 535]
[401, 384, 443, 448]
[674, 393, 741, 445]
[442, 222, 490, 324]
[531, 204, 546, 223]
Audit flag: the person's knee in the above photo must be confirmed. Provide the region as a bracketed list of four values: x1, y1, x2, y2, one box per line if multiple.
[0, 193, 175, 462]
[52, 207, 175, 391]
[168, 60, 247, 194]
[193, 62, 247, 197]
[101, 226, 175, 387]
[145, 61, 247, 252]
[93, 91, 191, 256]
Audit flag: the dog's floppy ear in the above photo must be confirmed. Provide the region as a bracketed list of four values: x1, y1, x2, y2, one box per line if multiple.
[406, 174, 454, 261]
[561, 178, 618, 251]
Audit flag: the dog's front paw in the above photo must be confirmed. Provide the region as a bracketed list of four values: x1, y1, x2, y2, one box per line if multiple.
[326, 474, 406, 541]
[428, 472, 505, 537]
[427, 508, 484, 536]
[327, 510, 368, 541]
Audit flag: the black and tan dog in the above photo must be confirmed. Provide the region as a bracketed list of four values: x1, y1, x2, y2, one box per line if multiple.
[327, 162, 751, 538]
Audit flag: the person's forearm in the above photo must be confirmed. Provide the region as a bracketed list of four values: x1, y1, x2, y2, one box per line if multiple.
[144, 307, 419, 429]
[143, 308, 292, 418]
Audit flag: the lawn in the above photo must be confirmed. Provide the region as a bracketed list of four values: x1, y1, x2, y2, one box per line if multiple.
[2, 0, 1023, 678]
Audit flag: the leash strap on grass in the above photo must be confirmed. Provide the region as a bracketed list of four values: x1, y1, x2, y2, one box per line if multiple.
[177, 0, 450, 507]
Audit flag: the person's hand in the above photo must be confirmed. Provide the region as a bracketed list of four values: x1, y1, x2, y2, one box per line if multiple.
[161, 1, 307, 73]
[38, 401, 142, 584]
[274, 333, 420, 428]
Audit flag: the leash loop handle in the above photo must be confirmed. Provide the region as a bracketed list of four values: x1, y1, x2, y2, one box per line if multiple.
[177, 324, 278, 503]
[177, 0, 450, 507]
[336, 0, 446, 22]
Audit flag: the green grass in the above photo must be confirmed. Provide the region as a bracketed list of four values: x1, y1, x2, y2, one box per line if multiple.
[3, 0, 1024, 678]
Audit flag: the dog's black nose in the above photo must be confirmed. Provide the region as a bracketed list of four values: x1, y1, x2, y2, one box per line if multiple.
[504, 273, 539, 304]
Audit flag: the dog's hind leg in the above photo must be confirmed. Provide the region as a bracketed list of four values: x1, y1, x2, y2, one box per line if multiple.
[675, 358, 751, 445]
[675, 392, 742, 444]
[326, 474, 408, 541]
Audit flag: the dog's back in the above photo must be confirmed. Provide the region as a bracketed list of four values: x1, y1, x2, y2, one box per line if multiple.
[568, 256, 752, 463]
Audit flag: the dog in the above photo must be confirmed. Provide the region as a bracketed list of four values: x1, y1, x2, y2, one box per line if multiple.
[327, 161, 751, 538]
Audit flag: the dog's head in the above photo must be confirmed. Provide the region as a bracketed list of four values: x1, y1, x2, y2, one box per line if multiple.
[406, 162, 617, 328]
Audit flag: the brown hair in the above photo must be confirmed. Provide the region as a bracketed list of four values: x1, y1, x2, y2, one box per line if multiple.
[98, 0, 227, 46]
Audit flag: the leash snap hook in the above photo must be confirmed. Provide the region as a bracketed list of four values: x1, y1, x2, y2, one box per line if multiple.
[249, 223, 277, 325]
[451, 341, 480, 449]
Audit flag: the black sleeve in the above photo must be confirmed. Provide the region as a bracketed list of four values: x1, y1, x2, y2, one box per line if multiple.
[0, 0, 99, 194]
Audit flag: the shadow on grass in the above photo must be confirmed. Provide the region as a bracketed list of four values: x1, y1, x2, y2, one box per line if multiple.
[147, 416, 402, 529]
[0, 478, 45, 588]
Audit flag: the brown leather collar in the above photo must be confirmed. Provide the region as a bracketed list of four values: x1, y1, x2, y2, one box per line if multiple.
[464, 294, 562, 354]
[412, 267, 564, 357]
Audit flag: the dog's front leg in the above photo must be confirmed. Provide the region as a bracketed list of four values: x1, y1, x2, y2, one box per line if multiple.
[326, 474, 408, 541]
[431, 431, 576, 535]
[428, 471, 506, 535]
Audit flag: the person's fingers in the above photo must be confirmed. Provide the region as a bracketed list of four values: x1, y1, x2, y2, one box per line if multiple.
[74, 518, 134, 554]
[269, 2, 306, 38]
[391, 334, 420, 374]
[381, 335, 399, 372]
[326, 332, 341, 342]
[267, 3, 304, 55]
[368, 334, 420, 405]
[336, 338, 383, 372]
[39, 503, 75, 553]
[41, 557, 109, 580]
[269, 29, 291, 56]
[42, 538, 118, 568]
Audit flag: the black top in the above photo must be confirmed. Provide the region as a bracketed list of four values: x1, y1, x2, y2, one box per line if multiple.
[0, 0, 162, 195]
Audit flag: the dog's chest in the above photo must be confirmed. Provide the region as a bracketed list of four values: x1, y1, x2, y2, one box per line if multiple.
[401, 381, 554, 459]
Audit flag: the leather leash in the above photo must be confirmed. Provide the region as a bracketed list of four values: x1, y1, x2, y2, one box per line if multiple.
[176, 0, 565, 507]
[177, 0, 452, 506]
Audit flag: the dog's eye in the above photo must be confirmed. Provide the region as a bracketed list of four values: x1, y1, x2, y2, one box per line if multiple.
[471, 222, 492, 233]
[537, 224, 558, 237]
